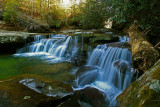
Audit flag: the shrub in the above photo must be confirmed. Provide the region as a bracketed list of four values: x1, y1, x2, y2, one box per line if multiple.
[3, 0, 19, 24]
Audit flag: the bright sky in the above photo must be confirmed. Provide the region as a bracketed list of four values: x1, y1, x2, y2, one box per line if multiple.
[61, 0, 85, 9]
[62, 0, 72, 9]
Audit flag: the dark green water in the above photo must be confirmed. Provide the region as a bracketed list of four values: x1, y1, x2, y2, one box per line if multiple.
[0, 55, 75, 81]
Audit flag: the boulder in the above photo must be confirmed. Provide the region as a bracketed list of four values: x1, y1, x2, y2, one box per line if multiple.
[117, 59, 160, 107]
[71, 56, 87, 66]
[0, 74, 74, 107]
[0, 32, 30, 54]
[75, 87, 107, 107]
[76, 66, 99, 86]
[113, 59, 131, 74]
[58, 86, 107, 107]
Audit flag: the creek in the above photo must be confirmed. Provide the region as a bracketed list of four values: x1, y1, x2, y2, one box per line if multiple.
[0, 31, 135, 106]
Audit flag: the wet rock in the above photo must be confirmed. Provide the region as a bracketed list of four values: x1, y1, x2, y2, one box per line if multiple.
[22, 62, 74, 82]
[76, 66, 99, 86]
[60, 29, 81, 34]
[91, 36, 119, 44]
[19, 78, 73, 98]
[0, 74, 74, 107]
[75, 32, 119, 44]
[88, 34, 119, 44]
[113, 59, 131, 74]
[71, 56, 87, 66]
[107, 42, 131, 49]
[117, 59, 160, 107]
[58, 86, 107, 107]
[76, 87, 107, 107]
[0, 32, 29, 54]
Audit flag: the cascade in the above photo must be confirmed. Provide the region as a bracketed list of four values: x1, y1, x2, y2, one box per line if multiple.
[15, 34, 82, 61]
[77, 43, 134, 106]
[14, 33, 134, 106]
[87, 44, 132, 90]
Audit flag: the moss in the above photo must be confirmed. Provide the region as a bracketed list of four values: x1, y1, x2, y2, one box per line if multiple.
[117, 59, 160, 107]
[151, 60, 160, 80]
[0, 74, 73, 106]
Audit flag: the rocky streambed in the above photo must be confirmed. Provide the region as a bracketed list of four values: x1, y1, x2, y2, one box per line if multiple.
[0, 28, 159, 107]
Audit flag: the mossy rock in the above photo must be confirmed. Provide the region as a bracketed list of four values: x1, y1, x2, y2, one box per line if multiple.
[117, 59, 160, 107]
[77, 33, 119, 44]
[0, 74, 74, 107]
[90, 36, 119, 44]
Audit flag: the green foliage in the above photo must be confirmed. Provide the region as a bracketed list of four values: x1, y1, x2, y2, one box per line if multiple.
[42, 6, 67, 28]
[2, 0, 158, 30]
[112, 0, 159, 29]
[68, 17, 80, 26]
[78, 0, 112, 29]
[3, 0, 19, 23]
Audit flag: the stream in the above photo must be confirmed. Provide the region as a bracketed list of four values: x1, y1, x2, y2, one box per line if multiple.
[0, 31, 135, 106]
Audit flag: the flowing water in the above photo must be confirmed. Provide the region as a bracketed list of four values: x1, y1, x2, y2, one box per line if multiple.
[15, 34, 82, 60]
[77, 44, 133, 106]
[0, 33, 134, 106]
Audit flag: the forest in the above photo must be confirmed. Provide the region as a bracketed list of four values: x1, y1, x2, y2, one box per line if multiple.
[0, 0, 160, 107]
[0, 0, 158, 30]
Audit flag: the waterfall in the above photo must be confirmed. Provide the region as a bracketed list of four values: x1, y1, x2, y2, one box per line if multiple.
[15, 34, 81, 61]
[77, 43, 134, 106]
[87, 44, 132, 90]
[14, 33, 134, 106]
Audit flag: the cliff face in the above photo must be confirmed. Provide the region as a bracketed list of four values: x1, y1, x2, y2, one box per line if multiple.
[117, 56, 160, 107]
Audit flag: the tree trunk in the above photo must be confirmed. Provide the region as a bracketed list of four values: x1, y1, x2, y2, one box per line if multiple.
[129, 24, 159, 72]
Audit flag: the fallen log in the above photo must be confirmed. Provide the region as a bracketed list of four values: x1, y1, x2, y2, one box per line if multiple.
[129, 24, 159, 72]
